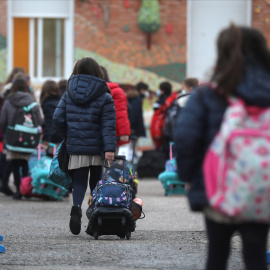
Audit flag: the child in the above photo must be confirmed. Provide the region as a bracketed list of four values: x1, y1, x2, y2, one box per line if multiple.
[53, 57, 116, 235]
[0, 79, 42, 200]
[40, 80, 63, 150]
[175, 25, 270, 270]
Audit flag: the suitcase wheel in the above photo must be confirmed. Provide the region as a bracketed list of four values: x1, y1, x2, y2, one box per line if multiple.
[93, 231, 99, 240]
[126, 232, 131, 240]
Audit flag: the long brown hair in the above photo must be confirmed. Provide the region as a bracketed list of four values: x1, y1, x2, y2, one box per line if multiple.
[69, 57, 104, 80]
[68, 57, 110, 94]
[40, 80, 60, 104]
[4, 67, 25, 85]
[211, 24, 270, 97]
[9, 79, 31, 97]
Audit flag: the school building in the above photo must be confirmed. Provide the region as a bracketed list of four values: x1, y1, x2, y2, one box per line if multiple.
[0, 0, 269, 90]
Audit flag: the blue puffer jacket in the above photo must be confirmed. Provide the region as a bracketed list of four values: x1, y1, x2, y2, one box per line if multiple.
[53, 74, 116, 155]
[174, 62, 270, 212]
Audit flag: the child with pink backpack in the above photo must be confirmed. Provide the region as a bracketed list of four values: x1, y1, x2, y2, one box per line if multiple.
[175, 24, 270, 270]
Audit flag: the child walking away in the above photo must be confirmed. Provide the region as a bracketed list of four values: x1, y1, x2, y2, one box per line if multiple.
[0, 79, 42, 200]
[40, 80, 64, 151]
[175, 24, 270, 270]
[53, 57, 116, 235]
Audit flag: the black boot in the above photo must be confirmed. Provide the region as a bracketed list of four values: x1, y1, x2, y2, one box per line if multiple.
[12, 192, 22, 200]
[69, 206, 82, 235]
[0, 185, 14, 196]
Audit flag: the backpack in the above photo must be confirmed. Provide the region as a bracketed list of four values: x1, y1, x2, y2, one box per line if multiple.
[163, 101, 180, 140]
[90, 179, 132, 209]
[6, 102, 41, 153]
[203, 98, 270, 222]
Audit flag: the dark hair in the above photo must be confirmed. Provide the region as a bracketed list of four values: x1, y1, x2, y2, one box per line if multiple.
[184, 78, 199, 88]
[159, 81, 172, 96]
[58, 79, 68, 90]
[9, 79, 30, 97]
[69, 57, 104, 80]
[40, 80, 60, 103]
[100, 66, 110, 82]
[4, 67, 25, 85]
[135, 82, 148, 91]
[212, 24, 270, 97]
[13, 72, 30, 83]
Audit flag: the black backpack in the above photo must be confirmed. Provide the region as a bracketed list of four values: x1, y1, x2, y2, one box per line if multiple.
[163, 100, 180, 140]
[6, 102, 41, 153]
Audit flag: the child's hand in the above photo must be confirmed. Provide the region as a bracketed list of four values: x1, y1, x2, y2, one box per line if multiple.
[119, 135, 129, 142]
[105, 152, 114, 161]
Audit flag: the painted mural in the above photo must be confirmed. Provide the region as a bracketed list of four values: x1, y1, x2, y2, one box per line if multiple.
[74, 0, 186, 91]
[0, 35, 7, 82]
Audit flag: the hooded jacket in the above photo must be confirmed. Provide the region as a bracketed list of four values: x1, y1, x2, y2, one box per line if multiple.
[41, 95, 64, 143]
[174, 63, 270, 212]
[106, 82, 130, 146]
[0, 92, 42, 134]
[127, 90, 146, 137]
[53, 74, 116, 155]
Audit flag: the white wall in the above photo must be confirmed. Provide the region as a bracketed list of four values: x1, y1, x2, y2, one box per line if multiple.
[187, 0, 252, 81]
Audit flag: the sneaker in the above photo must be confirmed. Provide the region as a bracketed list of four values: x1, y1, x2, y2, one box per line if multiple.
[0, 186, 14, 196]
[69, 206, 82, 235]
[12, 192, 22, 200]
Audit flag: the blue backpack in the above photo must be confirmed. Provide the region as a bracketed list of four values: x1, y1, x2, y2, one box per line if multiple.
[31, 156, 67, 200]
[48, 141, 73, 190]
[91, 178, 132, 209]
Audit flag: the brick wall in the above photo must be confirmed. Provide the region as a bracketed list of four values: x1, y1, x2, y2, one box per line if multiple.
[252, 0, 270, 45]
[0, 0, 7, 37]
[75, 0, 186, 49]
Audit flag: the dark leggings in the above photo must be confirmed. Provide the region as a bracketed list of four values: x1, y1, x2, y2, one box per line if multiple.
[71, 166, 102, 207]
[11, 159, 29, 193]
[0, 154, 13, 187]
[205, 217, 269, 270]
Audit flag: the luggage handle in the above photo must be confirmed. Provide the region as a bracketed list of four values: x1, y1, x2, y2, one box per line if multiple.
[38, 141, 57, 160]
[101, 155, 127, 183]
[169, 142, 174, 160]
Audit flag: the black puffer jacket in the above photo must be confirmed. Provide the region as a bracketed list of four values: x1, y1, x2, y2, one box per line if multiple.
[41, 95, 63, 143]
[175, 62, 270, 212]
[53, 74, 116, 155]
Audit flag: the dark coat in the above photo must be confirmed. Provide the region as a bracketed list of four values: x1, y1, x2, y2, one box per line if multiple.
[0, 92, 43, 133]
[174, 63, 270, 212]
[41, 95, 64, 143]
[53, 74, 116, 155]
[127, 90, 146, 137]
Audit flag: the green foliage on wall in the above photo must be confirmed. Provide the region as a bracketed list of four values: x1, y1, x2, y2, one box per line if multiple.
[0, 35, 7, 50]
[138, 0, 161, 33]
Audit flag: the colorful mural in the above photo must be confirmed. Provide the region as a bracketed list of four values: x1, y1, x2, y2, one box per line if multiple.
[75, 0, 186, 91]
[0, 34, 7, 82]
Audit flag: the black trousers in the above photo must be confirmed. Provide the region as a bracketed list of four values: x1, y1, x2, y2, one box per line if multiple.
[71, 166, 102, 207]
[0, 154, 13, 187]
[11, 159, 29, 193]
[205, 217, 269, 270]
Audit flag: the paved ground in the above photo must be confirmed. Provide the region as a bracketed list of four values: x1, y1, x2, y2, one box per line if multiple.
[0, 179, 267, 270]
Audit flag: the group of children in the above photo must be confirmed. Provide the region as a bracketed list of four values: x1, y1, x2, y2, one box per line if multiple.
[1, 24, 270, 269]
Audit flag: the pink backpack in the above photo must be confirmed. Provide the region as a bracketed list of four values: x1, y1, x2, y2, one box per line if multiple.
[203, 98, 270, 222]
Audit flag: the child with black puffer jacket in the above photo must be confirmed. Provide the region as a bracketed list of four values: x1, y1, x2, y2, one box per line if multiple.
[53, 57, 116, 235]
[40, 80, 64, 151]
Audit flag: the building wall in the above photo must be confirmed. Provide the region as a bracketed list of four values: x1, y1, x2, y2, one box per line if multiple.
[1, 0, 270, 85]
[253, 0, 270, 45]
[74, 0, 186, 90]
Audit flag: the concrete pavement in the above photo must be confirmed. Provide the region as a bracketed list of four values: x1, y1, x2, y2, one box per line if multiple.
[0, 179, 264, 270]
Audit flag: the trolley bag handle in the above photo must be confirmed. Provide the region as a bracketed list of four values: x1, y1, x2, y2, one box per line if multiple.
[38, 141, 57, 160]
[169, 142, 174, 161]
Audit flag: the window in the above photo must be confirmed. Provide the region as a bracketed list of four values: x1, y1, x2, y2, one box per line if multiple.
[33, 18, 65, 78]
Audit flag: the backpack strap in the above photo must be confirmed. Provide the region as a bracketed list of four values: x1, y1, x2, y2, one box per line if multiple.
[23, 102, 37, 112]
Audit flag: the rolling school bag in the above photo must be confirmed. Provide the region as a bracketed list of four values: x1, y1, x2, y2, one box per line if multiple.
[158, 142, 186, 196]
[203, 98, 270, 222]
[86, 155, 136, 240]
[5, 102, 42, 154]
[48, 140, 72, 190]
